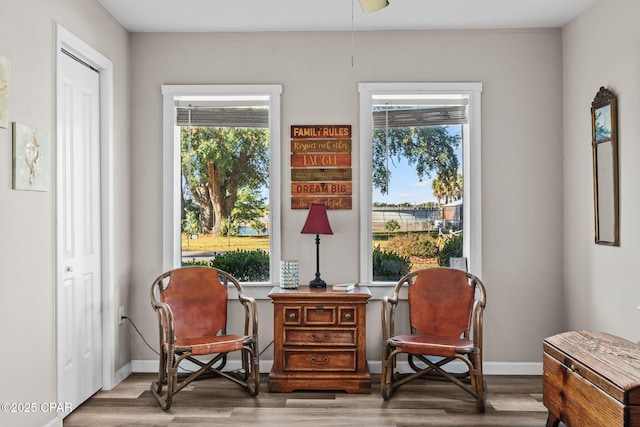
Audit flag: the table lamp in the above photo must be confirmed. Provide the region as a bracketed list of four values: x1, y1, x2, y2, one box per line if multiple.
[300, 203, 333, 288]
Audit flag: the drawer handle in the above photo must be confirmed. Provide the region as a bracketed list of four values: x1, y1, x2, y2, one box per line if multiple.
[288, 313, 297, 320]
[344, 313, 353, 320]
[311, 355, 329, 365]
[569, 364, 579, 374]
[311, 332, 330, 341]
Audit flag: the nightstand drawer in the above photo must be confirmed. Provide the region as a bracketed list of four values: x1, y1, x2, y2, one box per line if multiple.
[283, 349, 356, 372]
[339, 307, 356, 325]
[304, 305, 337, 325]
[284, 328, 356, 346]
[284, 307, 302, 325]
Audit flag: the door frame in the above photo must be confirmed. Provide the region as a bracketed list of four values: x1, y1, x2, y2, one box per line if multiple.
[55, 24, 117, 397]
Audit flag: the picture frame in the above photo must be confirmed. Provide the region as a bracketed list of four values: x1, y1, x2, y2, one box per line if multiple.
[591, 87, 619, 246]
[12, 122, 50, 191]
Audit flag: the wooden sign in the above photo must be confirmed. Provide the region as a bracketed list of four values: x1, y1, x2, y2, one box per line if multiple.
[291, 168, 352, 182]
[290, 125, 352, 210]
[291, 181, 352, 196]
[291, 139, 351, 153]
[290, 153, 351, 168]
[291, 125, 351, 139]
[291, 197, 353, 210]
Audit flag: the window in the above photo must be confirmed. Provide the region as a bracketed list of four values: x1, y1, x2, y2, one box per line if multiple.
[358, 83, 482, 284]
[162, 85, 282, 283]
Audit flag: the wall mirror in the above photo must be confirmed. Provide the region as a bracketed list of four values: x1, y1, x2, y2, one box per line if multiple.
[591, 86, 619, 246]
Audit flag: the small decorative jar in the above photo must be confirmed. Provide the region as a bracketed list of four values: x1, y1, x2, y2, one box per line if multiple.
[279, 260, 299, 289]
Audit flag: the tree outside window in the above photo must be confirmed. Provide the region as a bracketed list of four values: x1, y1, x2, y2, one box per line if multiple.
[181, 126, 269, 236]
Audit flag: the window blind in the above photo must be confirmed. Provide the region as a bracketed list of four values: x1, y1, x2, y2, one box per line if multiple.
[372, 105, 467, 128]
[176, 107, 269, 128]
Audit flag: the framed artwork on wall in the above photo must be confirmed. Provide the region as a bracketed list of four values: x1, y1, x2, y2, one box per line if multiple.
[12, 122, 50, 191]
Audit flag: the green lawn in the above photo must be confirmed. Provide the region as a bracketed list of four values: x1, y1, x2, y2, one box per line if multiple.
[182, 234, 269, 252]
[181, 232, 401, 252]
[181, 232, 438, 270]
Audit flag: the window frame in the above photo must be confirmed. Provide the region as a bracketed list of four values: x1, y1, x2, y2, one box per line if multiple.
[162, 84, 282, 283]
[358, 82, 483, 284]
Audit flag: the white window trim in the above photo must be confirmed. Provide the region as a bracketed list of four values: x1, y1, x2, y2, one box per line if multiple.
[161, 85, 283, 283]
[358, 82, 483, 285]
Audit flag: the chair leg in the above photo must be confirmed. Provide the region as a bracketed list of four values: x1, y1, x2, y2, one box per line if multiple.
[165, 366, 178, 409]
[245, 344, 260, 396]
[381, 367, 389, 400]
[251, 348, 260, 395]
[151, 351, 184, 410]
[151, 348, 172, 410]
[380, 343, 391, 400]
[150, 366, 176, 410]
[152, 347, 167, 394]
[225, 344, 260, 396]
[471, 350, 486, 412]
[381, 345, 402, 400]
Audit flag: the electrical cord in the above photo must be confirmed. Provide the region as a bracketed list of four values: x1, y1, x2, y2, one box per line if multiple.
[258, 339, 273, 356]
[122, 316, 159, 356]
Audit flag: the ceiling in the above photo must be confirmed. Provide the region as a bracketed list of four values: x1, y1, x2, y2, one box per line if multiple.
[97, 0, 596, 33]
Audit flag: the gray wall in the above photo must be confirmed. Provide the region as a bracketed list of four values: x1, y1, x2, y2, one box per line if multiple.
[0, 1, 131, 426]
[129, 28, 565, 368]
[563, 0, 640, 340]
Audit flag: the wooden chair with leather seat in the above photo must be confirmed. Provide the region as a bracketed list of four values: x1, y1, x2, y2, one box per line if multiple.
[381, 267, 487, 411]
[150, 266, 260, 410]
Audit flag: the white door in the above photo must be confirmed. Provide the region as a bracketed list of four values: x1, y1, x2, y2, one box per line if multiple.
[57, 50, 102, 412]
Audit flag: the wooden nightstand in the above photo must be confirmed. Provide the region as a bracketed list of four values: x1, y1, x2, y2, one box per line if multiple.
[267, 285, 372, 393]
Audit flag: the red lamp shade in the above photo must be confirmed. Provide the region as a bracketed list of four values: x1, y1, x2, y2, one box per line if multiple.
[300, 203, 333, 235]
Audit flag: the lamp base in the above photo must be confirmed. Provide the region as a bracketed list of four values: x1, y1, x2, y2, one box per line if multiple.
[309, 277, 326, 288]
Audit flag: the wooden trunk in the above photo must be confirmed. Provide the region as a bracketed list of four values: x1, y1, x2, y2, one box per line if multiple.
[268, 285, 371, 393]
[543, 330, 640, 427]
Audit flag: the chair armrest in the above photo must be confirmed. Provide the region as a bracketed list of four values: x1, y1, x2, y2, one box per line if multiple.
[238, 293, 258, 338]
[381, 295, 398, 341]
[472, 299, 484, 348]
[471, 277, 486, 348]
[220, 269, 258, 338]
[152, 299, 175, 346]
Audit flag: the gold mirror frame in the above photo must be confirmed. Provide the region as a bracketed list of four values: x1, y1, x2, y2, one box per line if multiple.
[591, 87, 619, 246]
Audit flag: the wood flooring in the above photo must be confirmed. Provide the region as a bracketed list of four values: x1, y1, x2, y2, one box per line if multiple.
[64, 374, 552, 426]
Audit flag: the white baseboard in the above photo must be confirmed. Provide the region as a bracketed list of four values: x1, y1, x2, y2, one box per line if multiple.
[132, 359, 159, 373]
[131, 359, 542, 376]
[115, 362, 133, 385]
[483, 361, 542, 375]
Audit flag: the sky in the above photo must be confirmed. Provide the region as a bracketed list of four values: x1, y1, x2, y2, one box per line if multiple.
[373, 156, 437, 204]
